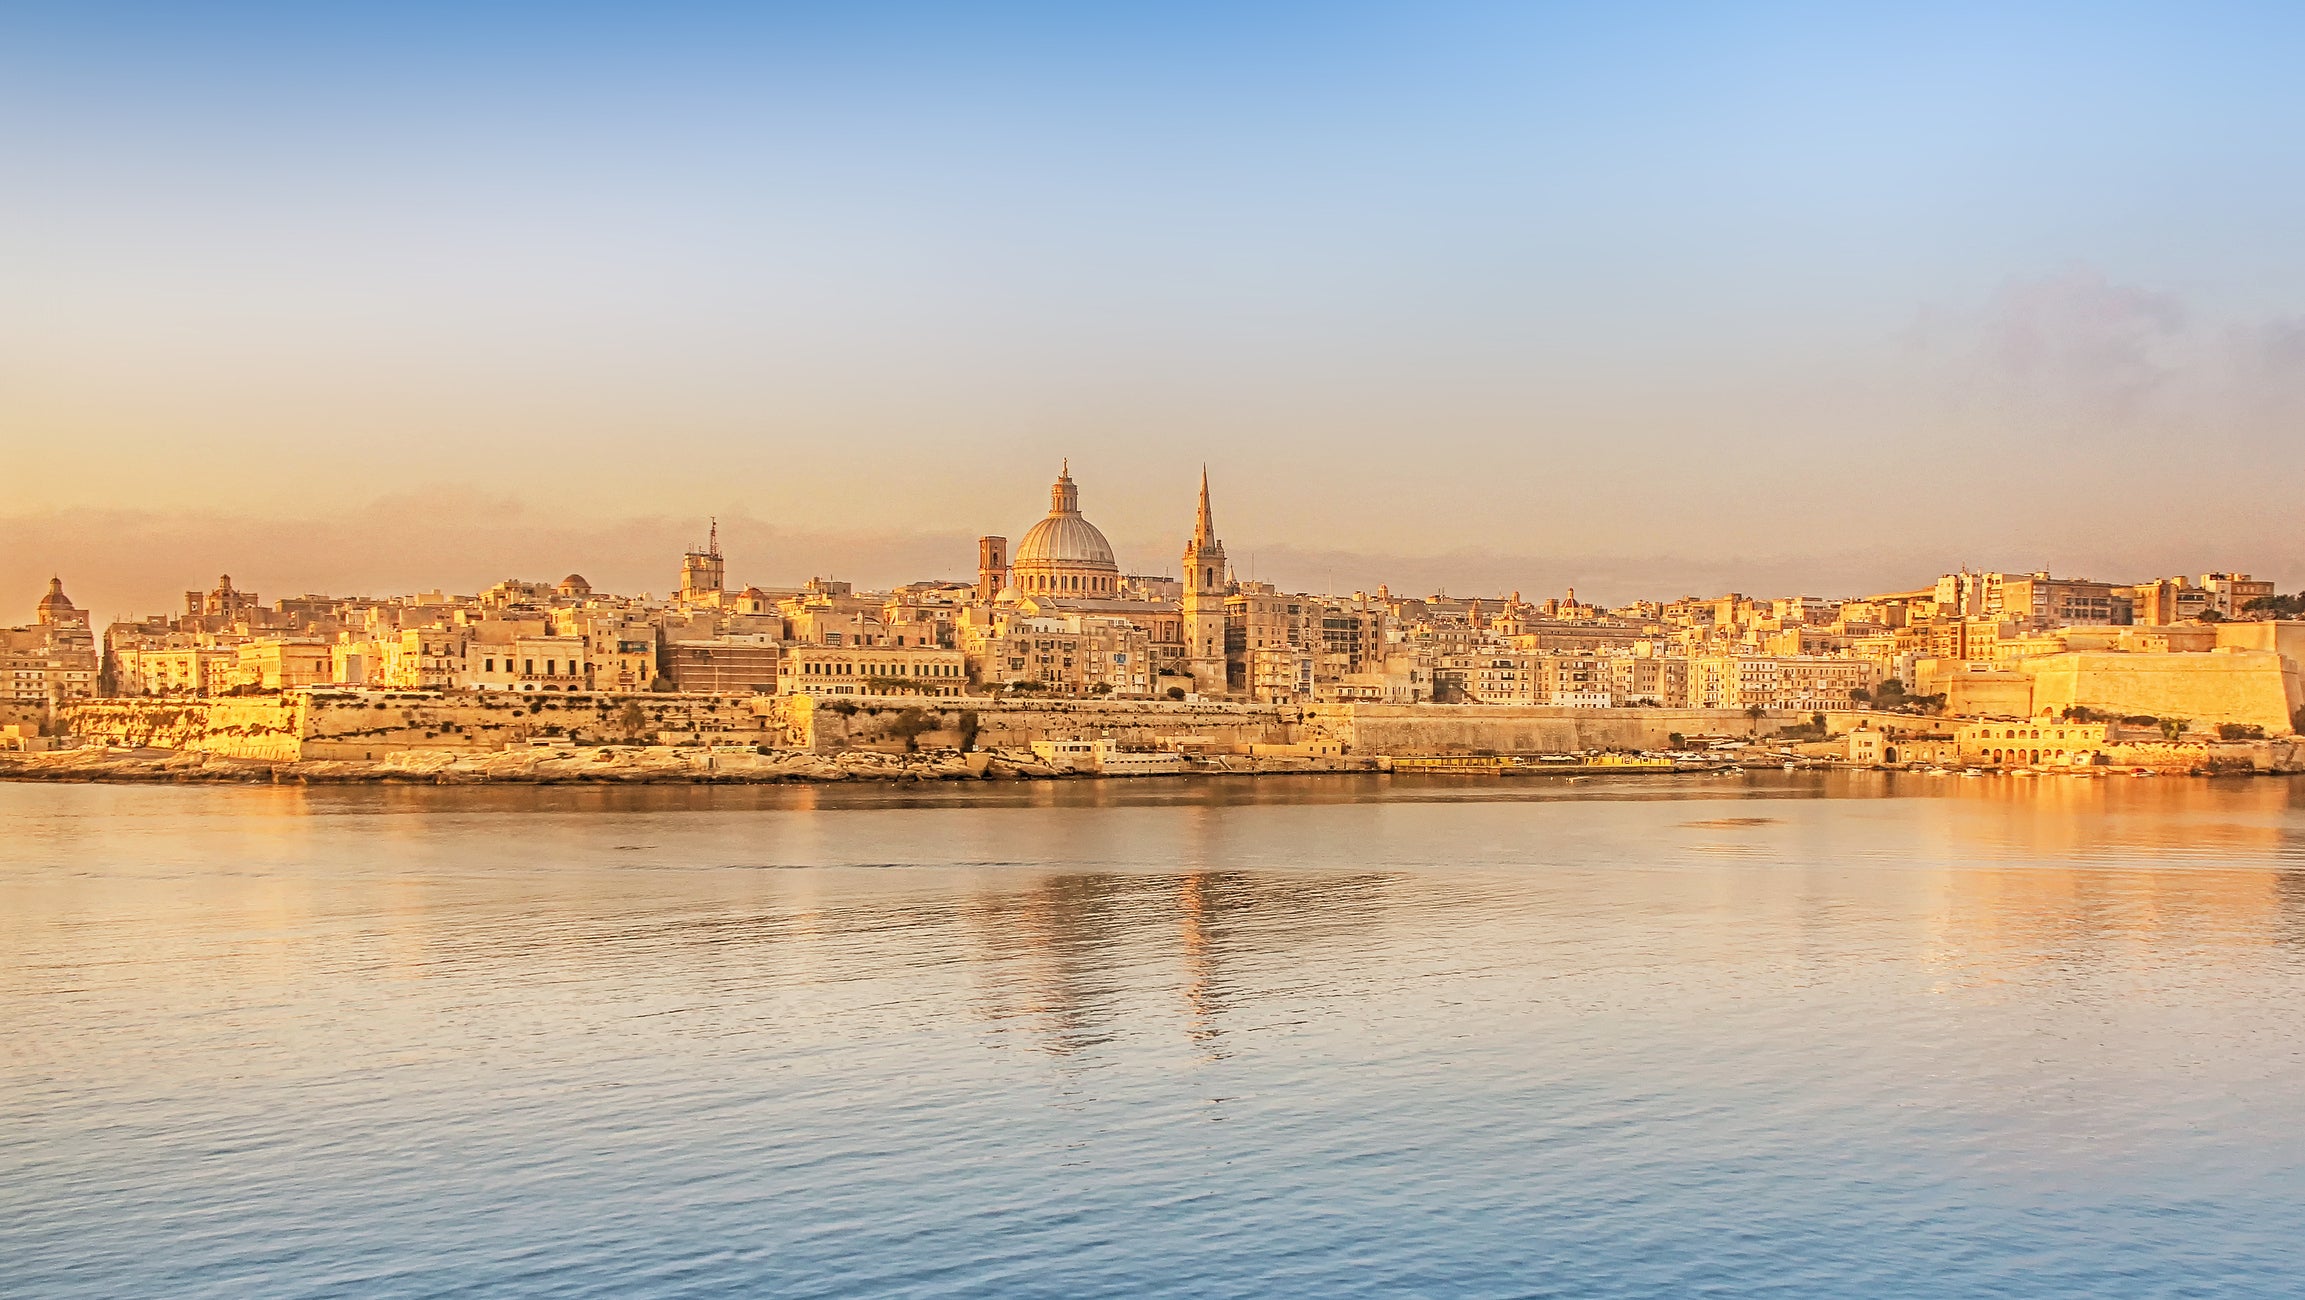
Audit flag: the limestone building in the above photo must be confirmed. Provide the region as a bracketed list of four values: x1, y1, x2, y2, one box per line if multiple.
[3, 579, 99, 708]
[679, 521, 726, 604]
[183, 574, 261, 630]
[778, 645, 967, 698]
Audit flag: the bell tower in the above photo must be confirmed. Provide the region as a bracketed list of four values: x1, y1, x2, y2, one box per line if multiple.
[1180, 467, 1231, 697]
[680, 519, 725, 602]
[977, 535, 1009, 602]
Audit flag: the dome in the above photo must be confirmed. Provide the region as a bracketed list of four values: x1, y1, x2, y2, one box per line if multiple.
[557, 573, 591, 594]
[1012, 463, 1117, 570]
[1016, 513, 1116, 568]
[36, 577, 73, 611]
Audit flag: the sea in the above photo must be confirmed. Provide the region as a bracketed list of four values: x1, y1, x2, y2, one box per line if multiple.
[5, 773, 2305, 1298]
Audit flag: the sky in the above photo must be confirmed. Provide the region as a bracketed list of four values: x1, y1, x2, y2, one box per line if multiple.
[4, 1, 2302, 620]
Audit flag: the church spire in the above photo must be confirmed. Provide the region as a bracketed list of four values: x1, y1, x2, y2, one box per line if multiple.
[1194, 465, 1215, 545]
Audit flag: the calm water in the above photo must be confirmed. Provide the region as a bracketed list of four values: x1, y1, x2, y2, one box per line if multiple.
[6, 773, 2305, 1298]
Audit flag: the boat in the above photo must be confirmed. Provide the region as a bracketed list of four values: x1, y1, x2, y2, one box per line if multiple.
[1380, 753, 1685, 776]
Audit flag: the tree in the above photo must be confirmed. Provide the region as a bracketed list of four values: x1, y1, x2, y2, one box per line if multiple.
[1810, 712, 1827, 731]
[886, 707, 934, 752]
[612, 701, 650, 743]
[1848, 686, 1871, 704]
[2159, 718, 2186, 741]
[2218, 723, 2266, 741]
[1667, 732, 1687, 750]
[1166, 687, 1187, 701]
[2242, 593, 2305, 618]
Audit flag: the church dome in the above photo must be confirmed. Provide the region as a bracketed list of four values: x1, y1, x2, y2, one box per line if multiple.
[1013, 464, 1117, 571]
[1016, 514, 1116, 568]
[37, 577, 73, 612]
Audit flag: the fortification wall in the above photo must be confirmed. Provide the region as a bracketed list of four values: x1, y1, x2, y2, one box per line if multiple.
[1917, 661, 2036, 719]
[295, 692, 778, 759]
[2214, 622, 2305, 715]
[777, 696, 1296, 753]
[67, 691, 784, 760]
[66, 693, 1885, 761]
[1300, 705, 1779, 755]
[2023, 651, 2297, 733]
[64, 698, 305, 760]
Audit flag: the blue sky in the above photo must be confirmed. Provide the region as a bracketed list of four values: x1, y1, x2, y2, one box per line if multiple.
[4, 2, 2301, 613]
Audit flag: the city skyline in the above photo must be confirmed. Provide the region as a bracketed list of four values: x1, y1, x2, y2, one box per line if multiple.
[15, 456, 2295, 740]
[11, 460, 2299, 627]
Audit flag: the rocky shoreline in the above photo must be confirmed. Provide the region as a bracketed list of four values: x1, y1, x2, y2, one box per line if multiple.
[0, 744, 1378, 784]
[6, 740, 2296, 785]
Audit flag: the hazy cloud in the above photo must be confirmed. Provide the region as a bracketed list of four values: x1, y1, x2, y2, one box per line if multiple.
[1981, 270, 2186, 419]
[1905, 268, 2197, 434]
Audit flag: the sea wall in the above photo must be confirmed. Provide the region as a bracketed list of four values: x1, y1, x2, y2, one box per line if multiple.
[65, 691, 784, 760]
[63, 698, 307, 760]
[773, 696, 1296, 753]
[1300, 705, 1782, 755]
[64, 693, 1799, 761]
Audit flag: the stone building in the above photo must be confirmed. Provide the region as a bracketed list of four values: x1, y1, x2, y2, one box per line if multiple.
[225, 639, 333, 692]
[111, 642, 239, 697]
[778, 645, 967, 698]
[182, 574, 261, 631]
[468, 632, 588, 692]
[2, 579, 100, 708]
[666, 638, 781, 694]
[679, 520, 726, 605]
[958, 609, 1151, 697]
[1685, 655, 1879, 712]
[1226, 582, 1316, 701]
[380, 628, 470, 691]
[1956, 719, 2111, 768]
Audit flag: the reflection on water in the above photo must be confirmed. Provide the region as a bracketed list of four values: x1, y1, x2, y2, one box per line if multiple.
[5, 774, 2305, 1298]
